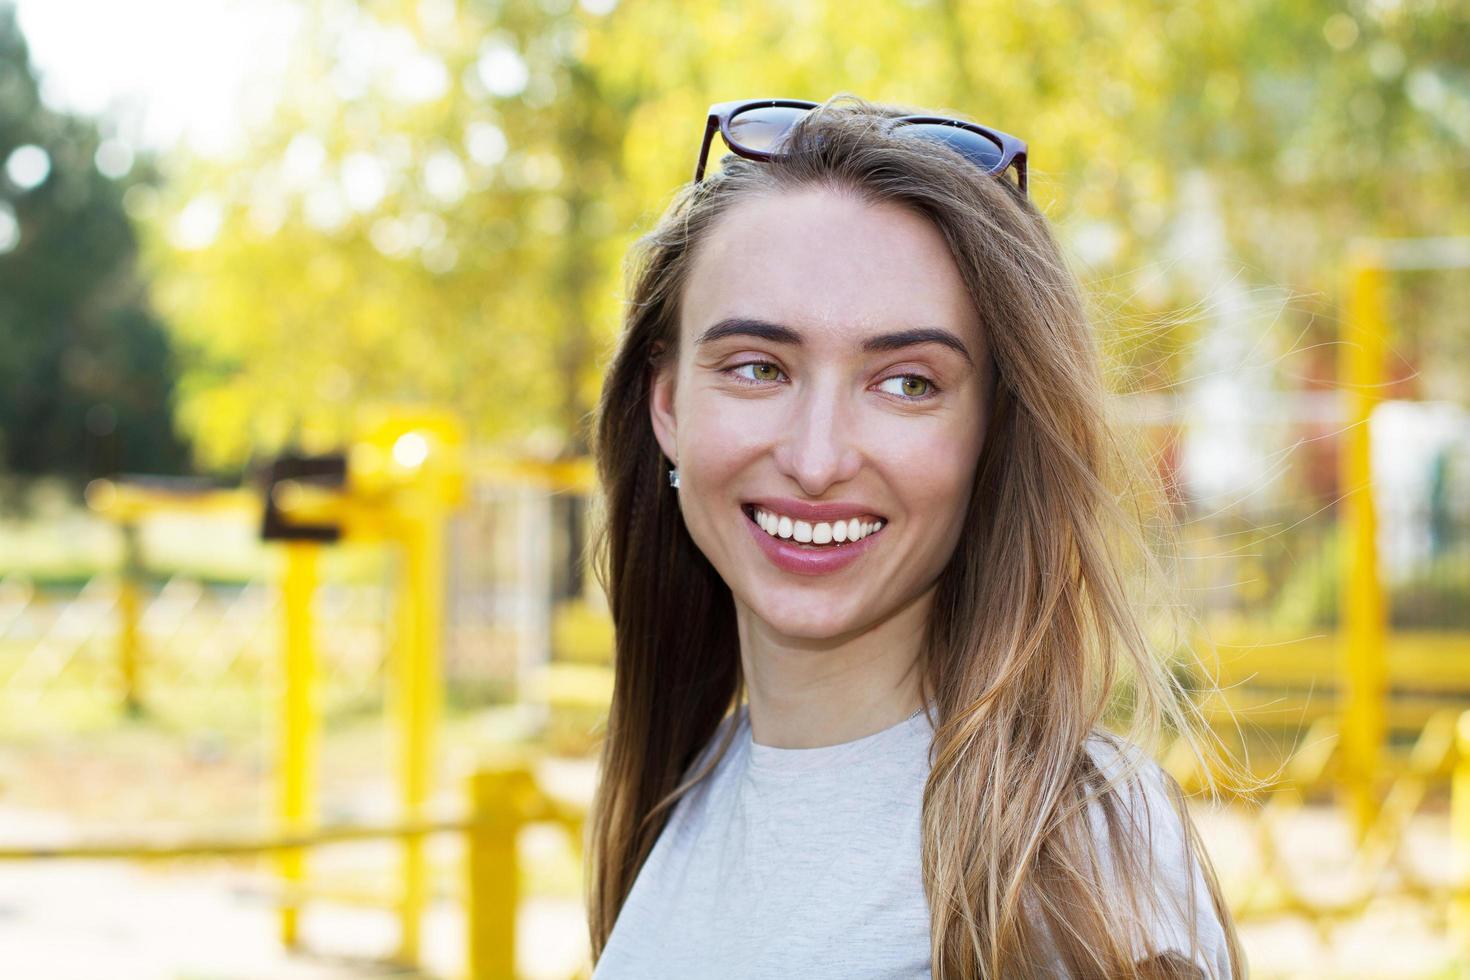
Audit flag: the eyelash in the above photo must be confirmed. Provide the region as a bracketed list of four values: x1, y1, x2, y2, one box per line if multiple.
[723, 361, 943, 402]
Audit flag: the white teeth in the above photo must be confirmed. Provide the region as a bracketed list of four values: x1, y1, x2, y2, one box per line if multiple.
[751, 507, 884, 546]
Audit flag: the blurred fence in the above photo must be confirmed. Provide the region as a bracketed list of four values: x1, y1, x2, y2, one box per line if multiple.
[1183, 505, 1470, 631]
[0, 576, 383, 733]
[3, 491, 1468, 751]
[0, 487, 600, 737]
[1, 430, 1467, 972]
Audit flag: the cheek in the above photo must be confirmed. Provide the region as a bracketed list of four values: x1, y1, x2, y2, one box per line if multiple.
[872, 416, 983, 503]
[677, 391, 780, 475]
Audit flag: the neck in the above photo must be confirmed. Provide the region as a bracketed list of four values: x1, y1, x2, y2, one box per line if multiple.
[735, 585, 933, 749]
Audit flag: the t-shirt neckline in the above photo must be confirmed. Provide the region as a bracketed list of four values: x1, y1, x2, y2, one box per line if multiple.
[742, 701, 935, 776]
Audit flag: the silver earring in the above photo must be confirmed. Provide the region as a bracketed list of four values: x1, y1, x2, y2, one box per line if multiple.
[668, 466, 680, 489]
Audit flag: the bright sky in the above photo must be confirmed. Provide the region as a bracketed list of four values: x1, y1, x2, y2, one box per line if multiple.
[12, 0, 302, 157]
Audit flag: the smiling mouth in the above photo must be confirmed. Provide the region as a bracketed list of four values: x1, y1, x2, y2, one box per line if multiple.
[741, 504, 886, 548]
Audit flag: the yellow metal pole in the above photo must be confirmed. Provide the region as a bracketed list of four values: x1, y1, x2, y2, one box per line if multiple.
[117, 521, 144, 717]
[1453, 712, 1470, 958]
[466, 764, 532, 980]
[278, 541, 320, 948]
[393, 503, 445, 966]
[1338, 251, 1388, 842]
[354, 409, 465, 967]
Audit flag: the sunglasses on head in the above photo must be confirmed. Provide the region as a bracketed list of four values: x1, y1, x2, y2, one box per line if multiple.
[694, 98, 1028, 196]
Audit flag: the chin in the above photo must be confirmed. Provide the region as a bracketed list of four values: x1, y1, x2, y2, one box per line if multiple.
[747, 596, 867, 643]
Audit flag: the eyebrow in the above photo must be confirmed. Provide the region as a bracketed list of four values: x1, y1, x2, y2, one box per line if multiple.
[695, 317, 974, 366]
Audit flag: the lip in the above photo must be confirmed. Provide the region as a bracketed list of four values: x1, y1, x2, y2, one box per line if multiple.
[743, 496, 887, 523]
[741, 505, 885, 577]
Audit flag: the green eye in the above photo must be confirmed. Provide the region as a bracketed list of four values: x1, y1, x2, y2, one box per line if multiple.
[879, 375, 935, 399]
[730, 362, 784, 383]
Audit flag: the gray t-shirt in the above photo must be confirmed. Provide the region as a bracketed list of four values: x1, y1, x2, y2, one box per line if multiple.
[592, 703, 1232, 979]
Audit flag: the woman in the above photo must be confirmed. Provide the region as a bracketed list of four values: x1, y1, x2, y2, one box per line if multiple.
[584, 94, 1246, 979]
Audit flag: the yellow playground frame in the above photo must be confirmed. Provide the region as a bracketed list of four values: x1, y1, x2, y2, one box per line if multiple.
[2, 237, 1469, 975]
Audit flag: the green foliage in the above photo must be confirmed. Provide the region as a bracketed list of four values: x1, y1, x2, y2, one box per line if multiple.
[0, 5, 188, 482]
[120, 0, 1469, 473]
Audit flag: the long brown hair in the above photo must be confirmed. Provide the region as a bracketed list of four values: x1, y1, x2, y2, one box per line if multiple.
[586, 94, 1249, 978]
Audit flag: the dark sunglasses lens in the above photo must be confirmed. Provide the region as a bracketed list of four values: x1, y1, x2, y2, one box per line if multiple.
[727, 105, 812, 153]
[898, 122, 1006, 172]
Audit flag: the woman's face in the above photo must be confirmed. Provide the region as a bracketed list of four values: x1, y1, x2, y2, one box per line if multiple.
[649, 186, 990, 642]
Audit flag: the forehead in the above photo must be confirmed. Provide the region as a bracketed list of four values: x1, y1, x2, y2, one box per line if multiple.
[679, 187, 982, 352]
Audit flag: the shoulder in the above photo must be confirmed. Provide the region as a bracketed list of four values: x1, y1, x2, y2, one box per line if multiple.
[1081, 731, 1175, 835]
[1081, 731, 1196, 851]
[1080, 731, 1236, 979]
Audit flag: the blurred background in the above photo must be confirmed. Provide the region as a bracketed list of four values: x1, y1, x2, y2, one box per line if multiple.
[0, 0, 1465, 977]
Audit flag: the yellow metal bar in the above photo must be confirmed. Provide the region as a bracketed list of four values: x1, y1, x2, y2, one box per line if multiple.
[86, 479, 258, 522]
[0, 817, 467, 861]
[1200, 688, 1468, 739]
[271, 480, 394, 540]
[1452, 712, 1470, 956]
[1338, 252, 1388, 841]
[469, 454, 596, 493]
[1206, 628, 1470, 690]
[527, 661, 615, 710]
[278, 541, 320, 948]
[117, 522, 144, 717]
[467, 764, 534, 980]
[393, 505, 446, 966]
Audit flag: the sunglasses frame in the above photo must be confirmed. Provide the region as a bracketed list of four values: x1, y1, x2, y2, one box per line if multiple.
[694, 98, 1028, 196]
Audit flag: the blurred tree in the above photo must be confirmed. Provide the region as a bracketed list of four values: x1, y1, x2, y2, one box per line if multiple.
[143, 0, 1468, 475]
[0, 4, 188, 482]
[148, 0, 630, 470]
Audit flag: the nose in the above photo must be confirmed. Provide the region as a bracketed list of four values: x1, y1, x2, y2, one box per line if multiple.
[771, 375, 863, 495]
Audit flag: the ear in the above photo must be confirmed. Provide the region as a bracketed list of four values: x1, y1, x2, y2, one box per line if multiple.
[648, 345, 679, 466]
